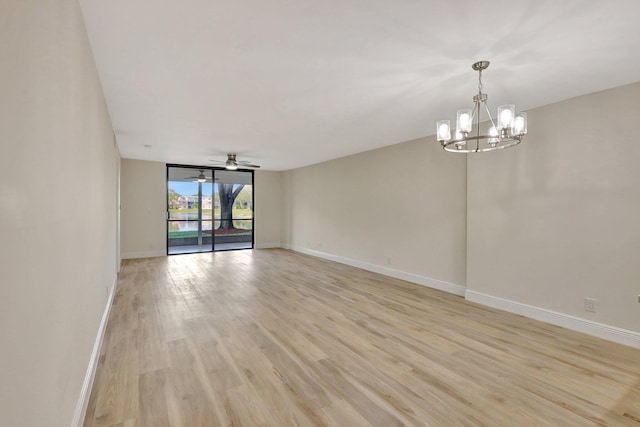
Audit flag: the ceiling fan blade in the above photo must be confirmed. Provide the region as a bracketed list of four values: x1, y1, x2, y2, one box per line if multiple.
[240, 163, 260, 168]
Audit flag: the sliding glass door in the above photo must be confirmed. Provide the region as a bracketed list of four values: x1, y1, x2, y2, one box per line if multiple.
[167, 165, 253, 254]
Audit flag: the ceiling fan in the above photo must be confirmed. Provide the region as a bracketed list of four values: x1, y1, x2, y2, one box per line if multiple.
[186, 169, 210, 182]
[209, 153, 261, 170]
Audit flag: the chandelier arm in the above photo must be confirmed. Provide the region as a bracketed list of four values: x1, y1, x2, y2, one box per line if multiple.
[476, 103, 481, 152]
[471, 100, 480, 152]
[482, 102, 498, 130]
[470, 102, 479, 123]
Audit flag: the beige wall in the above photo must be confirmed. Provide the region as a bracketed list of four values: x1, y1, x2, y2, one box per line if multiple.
[121, 159, 167, 258]
[282, 135, 467, 288]
[467, 82, 640, 334]
[0, 0, 119, 426]
[254, 170, 282, 247]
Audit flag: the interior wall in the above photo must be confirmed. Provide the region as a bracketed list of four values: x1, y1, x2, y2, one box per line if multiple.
[281, 170, 293, 246]
[254, 170, 282, 248]
[116, 151, 122, 271]
[121, 159, 167, 258]
[121, 162, 282, 256]
[467, 81, 640, 334]
[282, 135, 467, 288]
[0, 0, 119, 426]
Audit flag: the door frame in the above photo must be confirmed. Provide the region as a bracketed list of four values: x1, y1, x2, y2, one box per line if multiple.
[166, 164, 255, 255]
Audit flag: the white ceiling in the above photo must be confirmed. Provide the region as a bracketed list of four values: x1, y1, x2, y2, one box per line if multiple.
[79, 0, 640, 171]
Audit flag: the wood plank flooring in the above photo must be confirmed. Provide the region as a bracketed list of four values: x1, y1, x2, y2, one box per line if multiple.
[83, 249, 640, 426]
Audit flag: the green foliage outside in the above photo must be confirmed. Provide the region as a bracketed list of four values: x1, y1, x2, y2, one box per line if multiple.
[234, 186, 252, 206]
[168, 188, 180, 205]
[168, 208, 253, 218]
[168, 229, 252, 239]
[182, 186, 251, 204]
[168, 185, 253, 237]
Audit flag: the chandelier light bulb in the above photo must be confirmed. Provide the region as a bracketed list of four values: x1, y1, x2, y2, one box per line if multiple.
[437, 120, 451, 142]
[457, 109, 473, 133]
[454, 131, 466, 148]
[514, 112, 527, 135]
[488, 126, 499, 146]
[459, 113, 470, 129]
[498, 104, 515, 130]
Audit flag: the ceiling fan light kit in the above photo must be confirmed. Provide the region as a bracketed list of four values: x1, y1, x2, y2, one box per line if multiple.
[436, 61, 527, 153]
[210, 153, 261, 170]
[226, 154, 239, 170]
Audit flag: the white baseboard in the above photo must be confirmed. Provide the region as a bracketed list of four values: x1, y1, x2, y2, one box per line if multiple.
[121, 250, 166, 259]
[254, 243, 281, 249]
[71, 277, 118, 427]
[465, 290, 640, 349]
[287, 245, 466, 296]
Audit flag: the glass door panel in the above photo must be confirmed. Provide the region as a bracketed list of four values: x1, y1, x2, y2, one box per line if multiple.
[213, 170, 254, 251]
[167, 166, 214, 254]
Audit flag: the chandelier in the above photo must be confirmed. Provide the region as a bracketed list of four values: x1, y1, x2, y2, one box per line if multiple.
[436, 61, 527, 153]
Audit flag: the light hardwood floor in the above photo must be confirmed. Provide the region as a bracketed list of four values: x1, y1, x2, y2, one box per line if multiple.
[83, 249, 640, 426]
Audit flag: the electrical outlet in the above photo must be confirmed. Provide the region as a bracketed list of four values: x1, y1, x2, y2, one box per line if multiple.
[584, 297, 597, 313]
[637, 294, 640, 303]
[387, 257, 392, 265]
